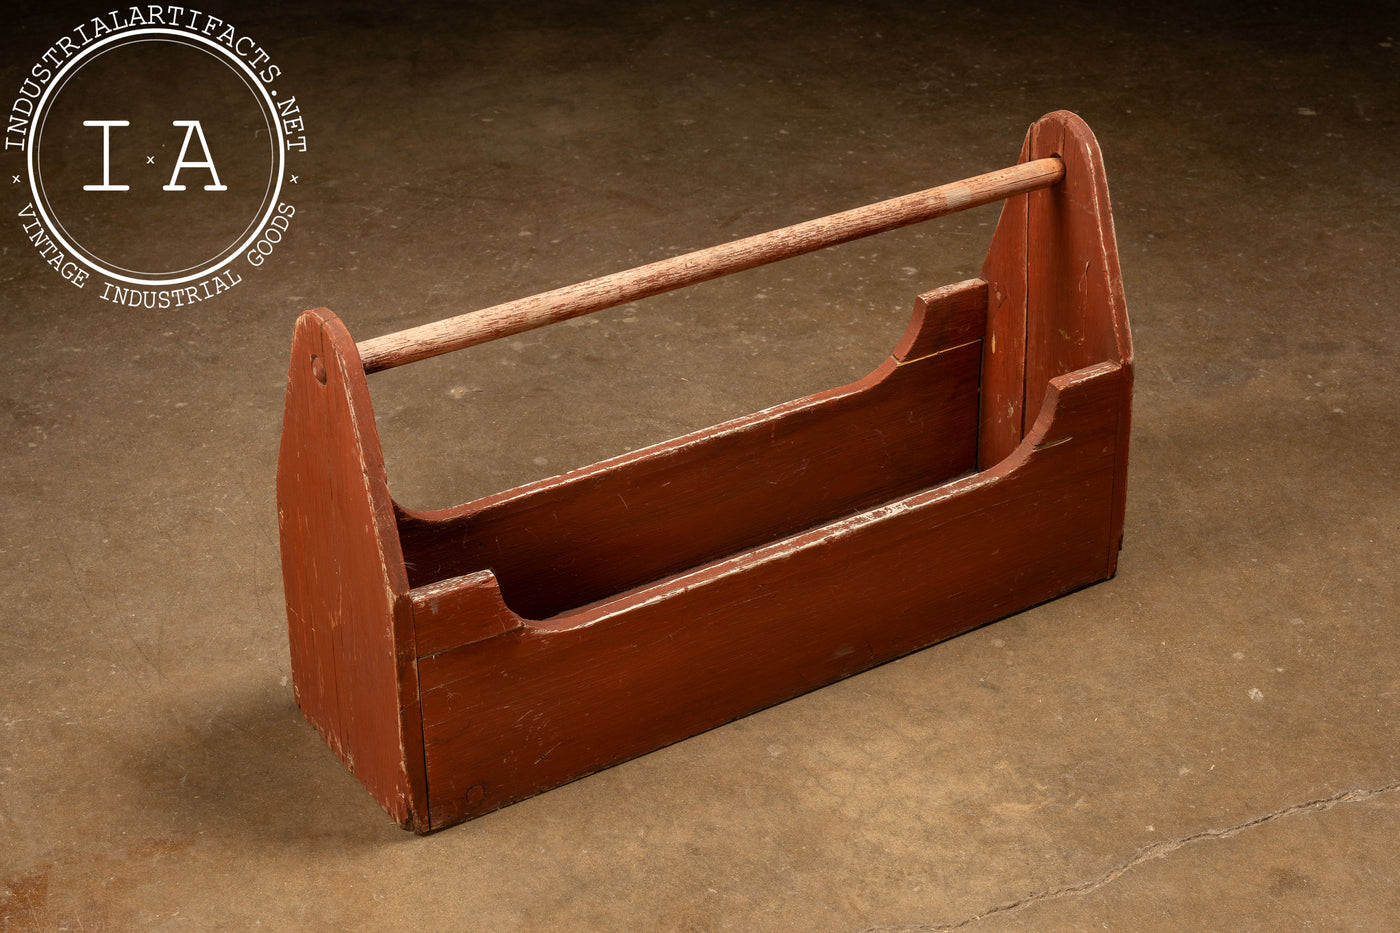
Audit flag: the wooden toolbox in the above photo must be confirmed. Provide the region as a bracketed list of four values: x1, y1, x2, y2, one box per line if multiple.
[277, 110, 1132, 833]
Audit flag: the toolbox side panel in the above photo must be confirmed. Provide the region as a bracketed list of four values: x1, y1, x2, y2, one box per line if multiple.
[278, 309, 427, 830]
[418, 363, 1126, 831]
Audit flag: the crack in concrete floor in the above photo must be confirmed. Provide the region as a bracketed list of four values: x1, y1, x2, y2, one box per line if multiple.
[859, 779, 1400, 932]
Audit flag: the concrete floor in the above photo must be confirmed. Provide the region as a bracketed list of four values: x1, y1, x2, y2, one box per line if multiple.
[3, 0, 1398, 929]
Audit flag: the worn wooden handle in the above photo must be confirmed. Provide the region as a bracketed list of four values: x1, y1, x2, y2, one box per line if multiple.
[357, 157, 1064, 373]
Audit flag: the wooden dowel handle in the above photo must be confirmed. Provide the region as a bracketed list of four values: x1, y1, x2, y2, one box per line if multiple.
[357, 157, 1064, 373]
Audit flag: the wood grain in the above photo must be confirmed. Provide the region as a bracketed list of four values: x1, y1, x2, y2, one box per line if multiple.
[356, 159, 1062, 373]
